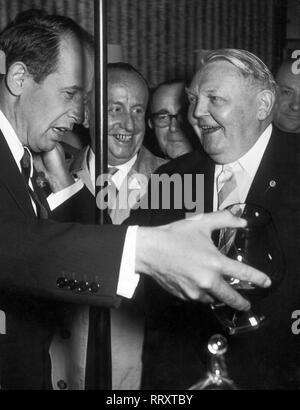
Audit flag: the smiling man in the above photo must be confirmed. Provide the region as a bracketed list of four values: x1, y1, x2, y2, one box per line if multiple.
[0, 10, 272, 390]
[140, 49, 300, 390]
[72, 62, 167, 224]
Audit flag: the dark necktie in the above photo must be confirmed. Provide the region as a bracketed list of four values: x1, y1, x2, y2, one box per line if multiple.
[20, 148, 49, 219]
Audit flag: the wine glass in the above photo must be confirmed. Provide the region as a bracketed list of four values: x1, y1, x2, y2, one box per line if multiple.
[211, 203, 285, 335]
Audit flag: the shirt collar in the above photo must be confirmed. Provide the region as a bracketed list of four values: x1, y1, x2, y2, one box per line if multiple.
[215, 124, 272, 177]
[0, 109, 33, 177]
[0, 110, 24, 168]
[88, 150, 138, 191]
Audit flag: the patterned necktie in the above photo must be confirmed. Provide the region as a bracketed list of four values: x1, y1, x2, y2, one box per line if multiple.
[217, 164, 241, 253]
[217, 164, 239, 210]
[20, 148, 49, 219]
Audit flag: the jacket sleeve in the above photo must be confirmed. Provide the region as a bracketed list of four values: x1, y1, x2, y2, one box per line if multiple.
[0, 213, 126, 308]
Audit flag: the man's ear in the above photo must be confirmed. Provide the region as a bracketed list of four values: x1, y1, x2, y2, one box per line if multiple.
[6, 62, 28, 96]
[257, 89, 275, 120]
[148, 118, 153, 129]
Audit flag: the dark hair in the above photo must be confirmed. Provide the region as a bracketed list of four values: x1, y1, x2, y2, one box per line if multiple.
[0, 8, 94, 83]
[107, 62, 149, 90]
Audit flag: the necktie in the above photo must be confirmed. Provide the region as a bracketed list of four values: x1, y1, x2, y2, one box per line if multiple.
[217, 164, 241, 253]
[107, 167, 119, 212]
[217, 164, 239, 210]
[20, 148, 49, 219]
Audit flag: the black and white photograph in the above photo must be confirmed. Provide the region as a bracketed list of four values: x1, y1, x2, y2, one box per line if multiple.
[0, 0, 299, 395]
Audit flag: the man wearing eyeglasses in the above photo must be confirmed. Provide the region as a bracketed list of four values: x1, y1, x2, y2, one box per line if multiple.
[148, 80, 194, 159]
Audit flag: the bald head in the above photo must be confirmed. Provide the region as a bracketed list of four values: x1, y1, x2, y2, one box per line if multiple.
[274, 59, 300, 134]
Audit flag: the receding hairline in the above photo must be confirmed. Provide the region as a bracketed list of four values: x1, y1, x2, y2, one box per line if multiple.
[108, 68, 149, 96]
[197, 49, 277, 95]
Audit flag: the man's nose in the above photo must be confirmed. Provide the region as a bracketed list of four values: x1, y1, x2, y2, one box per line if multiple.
[69, 98, 84, 124]
[192, 96, 209, 118]
[121, 112, 134, 131]
[169, 116, 180, 132]
[289, 93, 300, 111]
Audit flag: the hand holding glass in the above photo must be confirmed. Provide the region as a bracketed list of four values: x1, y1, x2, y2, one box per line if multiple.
[211, 203, 285, 335]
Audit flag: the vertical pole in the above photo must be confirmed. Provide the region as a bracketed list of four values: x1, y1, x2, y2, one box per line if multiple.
[85, 0, 111, 390]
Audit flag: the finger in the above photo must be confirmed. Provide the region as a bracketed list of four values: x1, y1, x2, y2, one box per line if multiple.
[54, 142, 64, 155]
[221, 255, 271, 288]
[205, 210, 247, 232]
[201, 294, 215, 304]
[209, 278, 251, 311]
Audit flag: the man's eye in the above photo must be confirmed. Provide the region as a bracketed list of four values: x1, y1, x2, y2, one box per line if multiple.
[208, 95, 224, 105]
[109, 105, 122, 114]
[133, 107, 145, 115]
[281, 89, 292, 96]
[187, 94, 197, 104]
[65, 91, 76, 100]
[157, 114, 169, 120]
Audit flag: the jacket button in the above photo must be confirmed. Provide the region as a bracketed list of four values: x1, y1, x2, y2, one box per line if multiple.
[57, 277, 68, 288]
[57, 379, 68, 390]
[77, 281, 88, 292]
[89, 282, 100, 293]
[68, 279, 78, 290]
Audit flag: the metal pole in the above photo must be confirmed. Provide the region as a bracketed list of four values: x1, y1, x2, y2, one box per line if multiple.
[85, 0, 111, 390]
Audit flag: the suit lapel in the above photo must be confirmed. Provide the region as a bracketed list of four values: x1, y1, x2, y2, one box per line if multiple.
[0, 131, 35, 218]
[202, 154, 215, 213]
[246, 128, 288, 209]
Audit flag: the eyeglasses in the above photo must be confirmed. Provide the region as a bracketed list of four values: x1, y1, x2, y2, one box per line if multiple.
[150, 110, 185, 128]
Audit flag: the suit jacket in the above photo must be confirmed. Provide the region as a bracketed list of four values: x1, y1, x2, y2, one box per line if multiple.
[0, 130, 127, 389]
[131, 127, 300, 390]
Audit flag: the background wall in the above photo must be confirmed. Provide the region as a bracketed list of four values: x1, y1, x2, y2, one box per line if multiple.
[0, 0, 287, 86]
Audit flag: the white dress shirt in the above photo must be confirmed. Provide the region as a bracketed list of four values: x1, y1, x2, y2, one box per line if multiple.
[213, 124, 272, 211]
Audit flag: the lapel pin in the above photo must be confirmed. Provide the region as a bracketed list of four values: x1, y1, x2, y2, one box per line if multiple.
[264, 180, 276, 195]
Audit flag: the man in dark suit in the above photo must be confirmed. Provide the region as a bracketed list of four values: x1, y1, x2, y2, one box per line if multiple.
[138, 49, 300, 390]
[0, 12, 268, 390]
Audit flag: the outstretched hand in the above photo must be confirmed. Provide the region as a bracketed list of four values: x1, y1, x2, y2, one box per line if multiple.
[136, 210, 271, 311]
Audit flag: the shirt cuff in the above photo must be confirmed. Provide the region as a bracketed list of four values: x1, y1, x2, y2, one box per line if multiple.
[117, 225, 140, 299]
[47, 179, 84, 211]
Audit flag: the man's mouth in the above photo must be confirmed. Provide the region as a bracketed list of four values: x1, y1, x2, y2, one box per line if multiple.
[111, 134, 133, 142]
[199, 125, 222, 134]
[53, 126, 72, 135]
[286, 114, 300, 120]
